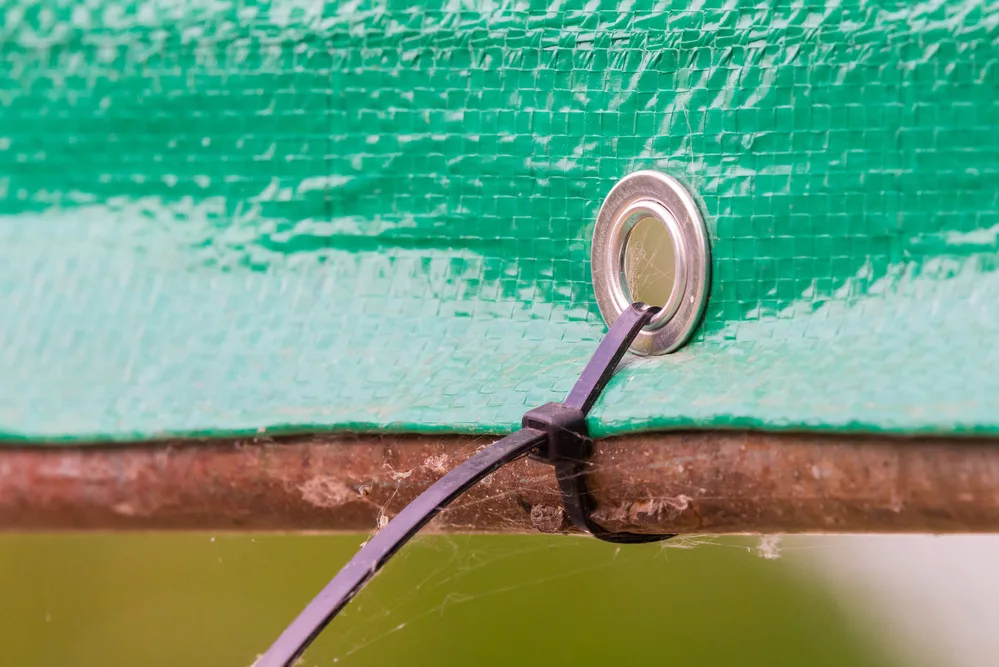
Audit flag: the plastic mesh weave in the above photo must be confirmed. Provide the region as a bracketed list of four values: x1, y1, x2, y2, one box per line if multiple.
[1, 0, 998, 442]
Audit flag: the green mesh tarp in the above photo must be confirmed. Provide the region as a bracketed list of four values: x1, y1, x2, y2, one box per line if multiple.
[1, 0, 998, 443]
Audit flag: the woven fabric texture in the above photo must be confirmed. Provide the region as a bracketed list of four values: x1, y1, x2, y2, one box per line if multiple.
[1, 0, 998, 443]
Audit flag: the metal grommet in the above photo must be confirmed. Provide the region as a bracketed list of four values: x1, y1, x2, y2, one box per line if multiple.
[591, 171, 710, 355]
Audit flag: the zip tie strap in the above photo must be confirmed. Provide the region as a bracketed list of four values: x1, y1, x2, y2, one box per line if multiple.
[256, 302, 671, 667]
[524, 303, 675, 543]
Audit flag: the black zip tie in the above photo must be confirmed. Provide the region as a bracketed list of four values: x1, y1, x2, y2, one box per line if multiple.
[523, 303, 676, 544]
[255, 303, 673, 667]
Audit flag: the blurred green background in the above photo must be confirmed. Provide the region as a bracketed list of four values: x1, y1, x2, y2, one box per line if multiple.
[0, 533, 895, 667]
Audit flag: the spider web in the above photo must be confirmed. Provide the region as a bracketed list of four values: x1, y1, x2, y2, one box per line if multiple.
[271, 436, 779, 666]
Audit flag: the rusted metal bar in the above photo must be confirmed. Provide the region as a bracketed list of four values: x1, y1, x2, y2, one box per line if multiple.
[1, 431, 998, 533]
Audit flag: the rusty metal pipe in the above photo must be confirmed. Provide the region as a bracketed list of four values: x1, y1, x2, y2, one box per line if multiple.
[1, 432, 998, 533]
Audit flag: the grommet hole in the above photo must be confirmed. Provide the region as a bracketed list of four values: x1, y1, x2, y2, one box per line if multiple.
[614, 203, 687, 330]
[623, 215, 677, 312]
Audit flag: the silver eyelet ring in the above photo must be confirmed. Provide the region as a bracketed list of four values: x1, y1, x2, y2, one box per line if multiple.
[591, 171, 710, 356]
